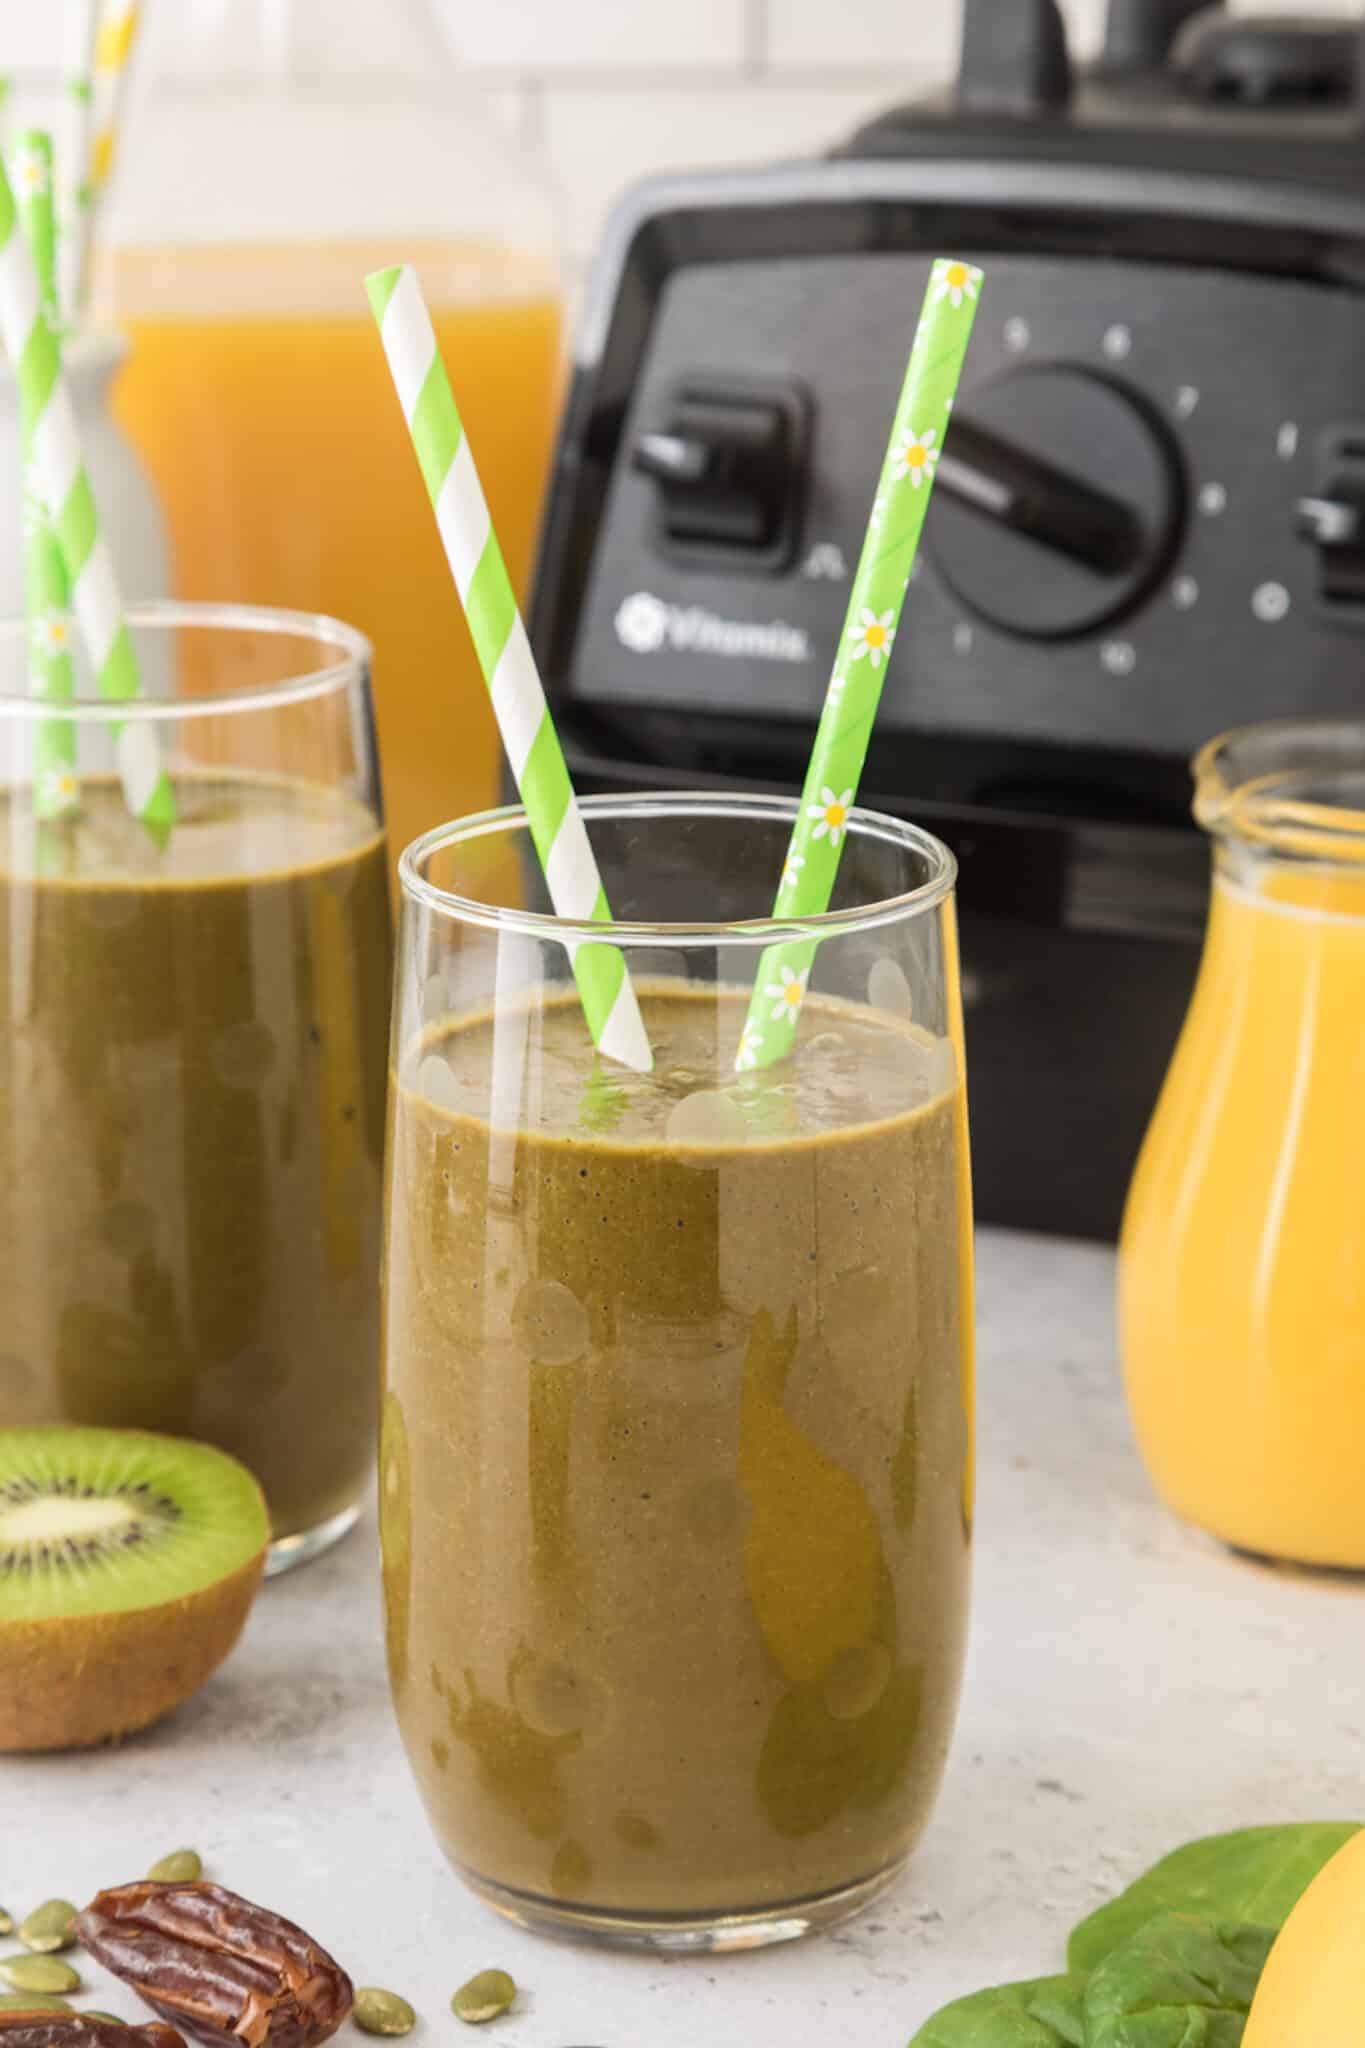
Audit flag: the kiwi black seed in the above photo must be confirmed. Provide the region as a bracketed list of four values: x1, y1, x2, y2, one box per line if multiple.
[0, 1426, 269, 1752]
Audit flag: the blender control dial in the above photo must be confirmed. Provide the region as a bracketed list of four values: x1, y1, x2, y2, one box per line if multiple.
[929, 364, 1185, 641]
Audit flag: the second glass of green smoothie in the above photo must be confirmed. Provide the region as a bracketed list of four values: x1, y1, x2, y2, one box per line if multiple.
[0, 602, 392, 1571]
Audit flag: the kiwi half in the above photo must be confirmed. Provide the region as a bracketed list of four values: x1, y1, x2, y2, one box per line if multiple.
[0, 1426, 268, 1752]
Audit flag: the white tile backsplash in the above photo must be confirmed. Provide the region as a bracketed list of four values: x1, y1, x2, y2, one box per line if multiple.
[764, 0, 962, 74]
[2, 0, 1359, 265]
[0, 11, 58, 70]
[540, 78, 893, 254]
[440, 0, 749, 73]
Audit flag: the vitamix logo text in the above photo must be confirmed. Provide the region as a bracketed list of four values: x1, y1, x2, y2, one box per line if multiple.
[614, 592, 811, 665]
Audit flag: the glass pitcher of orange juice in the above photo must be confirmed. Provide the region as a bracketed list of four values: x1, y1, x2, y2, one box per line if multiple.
[1120, 719, 1365, 1569]
[96, 0, 562, 871]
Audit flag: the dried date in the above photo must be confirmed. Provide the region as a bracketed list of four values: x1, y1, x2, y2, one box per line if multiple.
[74, 1886, 353, 2048]
[0, 2018, 186, 2048]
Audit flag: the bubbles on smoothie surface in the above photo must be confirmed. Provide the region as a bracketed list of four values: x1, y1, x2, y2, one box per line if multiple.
[439, 1649, 584, 1843]
[821, 1641, 894, 1721]
[418, 1052, 462, 1113]
[510, 1652, 610, 1743]
[665, 1089, 748, 1149]
[514, 1279, 591, 1367]
[412, 983, 955, 1143]
[735, 1307, 930, 1840]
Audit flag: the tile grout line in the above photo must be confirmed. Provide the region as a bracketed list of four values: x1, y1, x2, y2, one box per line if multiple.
[469, 63, 938, 93]
[746, 0, 768, 77]
[517, 73, 546, 151]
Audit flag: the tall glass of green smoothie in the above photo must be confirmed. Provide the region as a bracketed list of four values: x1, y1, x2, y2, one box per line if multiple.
[0, 602, 392, 1572]
[383, 791, 974, 1948]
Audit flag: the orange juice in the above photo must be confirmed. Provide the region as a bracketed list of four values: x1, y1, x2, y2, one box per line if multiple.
[107, 242, 562, 868]
[1120, 858, 1365, 1567]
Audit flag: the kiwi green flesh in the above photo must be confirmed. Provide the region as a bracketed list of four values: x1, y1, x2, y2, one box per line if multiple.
[0, 1427, 269, 1621]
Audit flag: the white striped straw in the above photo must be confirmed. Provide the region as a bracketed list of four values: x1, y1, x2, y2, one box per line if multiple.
[367, 263, 652, 1074]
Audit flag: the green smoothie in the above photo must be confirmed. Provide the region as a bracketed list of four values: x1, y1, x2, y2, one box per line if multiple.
[383, 982, 972, 1920]
[0, 774, 391, 1540]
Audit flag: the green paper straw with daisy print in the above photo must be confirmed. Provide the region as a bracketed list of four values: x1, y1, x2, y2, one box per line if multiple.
[367, 262, 653, 1074]
[14, 130, 79, 818]
[735, 255, 983, 1074]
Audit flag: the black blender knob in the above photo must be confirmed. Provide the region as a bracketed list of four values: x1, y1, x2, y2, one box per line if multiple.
[928, 364, 1184, 642]
[938, 417, 1146, 577]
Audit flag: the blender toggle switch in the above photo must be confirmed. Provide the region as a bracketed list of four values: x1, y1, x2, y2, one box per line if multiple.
[631, 380, 809, 566]
[1294, 495, 1365, 548]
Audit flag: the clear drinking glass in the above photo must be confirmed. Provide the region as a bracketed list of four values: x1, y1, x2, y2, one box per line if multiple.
[0, 602, 392, 1573]
[1121, 717, 1365, 1570]
[383, 792, 975, 1949]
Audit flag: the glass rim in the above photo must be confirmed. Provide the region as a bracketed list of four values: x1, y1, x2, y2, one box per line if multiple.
[399, 790, 957, 947]
[1193, 714, 1365, 863]
[0, 600, 371, 722]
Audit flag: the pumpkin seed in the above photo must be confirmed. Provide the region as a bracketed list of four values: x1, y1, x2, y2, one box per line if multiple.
[0, 1994, 72, 2012]
[352, 1988, 416, 2036]
[451, 1971, 516, 2026]
[84, 2016, 127, 2027]
[0, 1909, 12, 1937]
[18, 1901, 78, 1954]
[145, 1851, 202, 1884]
[0, 1957, 82, 1995]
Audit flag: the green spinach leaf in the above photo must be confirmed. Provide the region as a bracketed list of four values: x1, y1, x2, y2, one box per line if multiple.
[909, 1974, 1085, 2048]
[1082, 1912, 1275, 2048]
[1067, 1823, 1359, 1973]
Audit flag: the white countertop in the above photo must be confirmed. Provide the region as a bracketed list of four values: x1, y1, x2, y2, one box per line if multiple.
[10, 1229, 1364, 2048]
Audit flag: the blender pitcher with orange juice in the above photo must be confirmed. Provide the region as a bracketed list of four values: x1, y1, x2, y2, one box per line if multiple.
[1120, 719, 1365, 1570]
[97, 0, 562, 870]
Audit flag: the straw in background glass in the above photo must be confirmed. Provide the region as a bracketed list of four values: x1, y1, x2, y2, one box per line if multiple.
[13, 131, 79, 819]
[367, 262, 653, 1074]
[83, 1, 141, 313]
[58, 0, 98, 331]
[0, 150, 173, 837]
[735, 257, 983, 1073]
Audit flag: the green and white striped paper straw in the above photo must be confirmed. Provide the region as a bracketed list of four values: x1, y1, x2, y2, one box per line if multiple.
[59, 0, 97, 330]
[367, 263, 652, 1074]
[0, 149, 174, 836]
[13, 131, 79, 818]
[735, 256, 983, 1073]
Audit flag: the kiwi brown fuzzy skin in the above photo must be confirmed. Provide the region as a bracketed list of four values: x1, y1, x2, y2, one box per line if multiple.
[0, 1545, 265, 1752]
[0, 1427, 269, 1753]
